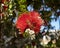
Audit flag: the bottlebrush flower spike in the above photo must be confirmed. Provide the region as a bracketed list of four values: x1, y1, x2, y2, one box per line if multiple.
[16, 11, 44, 34]
[3, 5, 8, 10]
[1, 0, 5, 3]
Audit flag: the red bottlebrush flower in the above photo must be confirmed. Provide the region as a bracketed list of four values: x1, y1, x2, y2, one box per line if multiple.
[1, 0, 9, 3]
[16, 13, 31, 33]
[3, 5, 8, 10]
[16, 11, 44, 34]
[29, 11, 44, 34]
[0, 12, 4, 16]
[1, 0, 4, 3]
[1, 0, 5, 3]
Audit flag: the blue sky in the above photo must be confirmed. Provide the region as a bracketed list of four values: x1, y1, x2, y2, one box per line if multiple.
[51, 20, 59, 30]
[50, 16, 60, 30]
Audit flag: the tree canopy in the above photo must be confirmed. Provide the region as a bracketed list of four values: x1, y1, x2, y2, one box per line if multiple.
[0, 0, 60, 48]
